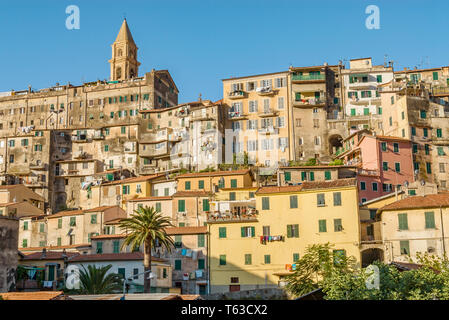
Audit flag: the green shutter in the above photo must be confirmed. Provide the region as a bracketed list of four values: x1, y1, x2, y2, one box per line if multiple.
[198, 234, 205, 247]
[400, 241, 410, 255]
[287, 225, 292, 238]
[198, 259, 205, 270]
[219, 227, 227, 238]
[178, 200, 185, 212]
[198, 180, 204, 189]
[231, 179, 237, 188]
[262, 197, 270, 210]
[241, 227, 246, 237]
[175, 260, 182, 270]
[284, 172, 291, 182]
[293, 253, 300, 262]
[325, 171, 331, 180]
[219, 255, 226, 265]
[264, 255, 271, 264]
[58, 218, 62, 229]
[334, 219, 342, 232]
[251, 226, 255, 237]
[319, 220, 327, 232]
[398, 213, 408, 230]
[289, 195, 298, 209]
[203, 199, 210, 212]
[425, 212, 435, 229]
[185, 181, 191, 190]
[333, 192, 341, 206]
[309, 172, 315, 181]
[244, 254, 252, 265]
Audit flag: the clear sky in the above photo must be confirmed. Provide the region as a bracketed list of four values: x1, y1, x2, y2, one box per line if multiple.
[0, 0, 448, 103]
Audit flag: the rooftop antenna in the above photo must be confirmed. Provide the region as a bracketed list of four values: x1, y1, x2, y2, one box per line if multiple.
[384, 54, 389, 67]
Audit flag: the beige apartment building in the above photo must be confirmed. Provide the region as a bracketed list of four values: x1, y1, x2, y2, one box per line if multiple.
[222, 71, 291, 167]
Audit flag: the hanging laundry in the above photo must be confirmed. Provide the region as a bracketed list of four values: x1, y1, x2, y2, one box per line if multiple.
[192, 250, 198, 260]
[195, 270, 203, 278]
[181, 249, 187, 256]
[186, 249, 192, 257]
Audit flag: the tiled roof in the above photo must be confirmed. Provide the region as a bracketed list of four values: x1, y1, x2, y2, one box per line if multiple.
[161, 294, 203, 300]
[91, 234, 127, 240]
[20, 244, 91, 252]
[279, 165, 356, 169]
[379, 194, 449, 212]
[176, 169, 250, 179]
[101, 174, 165, 186]
[104, 218, 125, 225]
[300, 178, 357, 190]
[256, 178, 357, 194]
[166, 226, 207, 235]
[0, 291, 68, 300]
[68, 252, 166, 263]
[47, 206, 121, 219]
[172, 191, 212, 197]
[21, 251, 80, 261]
[127, 196, 172, 202]
[375, 135, 411, 142]
[256, 185, 303, 194]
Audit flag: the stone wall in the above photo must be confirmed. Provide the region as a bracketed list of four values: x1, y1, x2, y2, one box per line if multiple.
[203, 288, 288, 300]
[0, 216, 19, 292]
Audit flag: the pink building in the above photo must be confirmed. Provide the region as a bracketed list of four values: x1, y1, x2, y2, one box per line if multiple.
[338, 132, 414, 203]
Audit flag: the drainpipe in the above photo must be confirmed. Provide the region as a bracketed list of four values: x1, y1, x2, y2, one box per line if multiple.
[441, 205, 447, 259]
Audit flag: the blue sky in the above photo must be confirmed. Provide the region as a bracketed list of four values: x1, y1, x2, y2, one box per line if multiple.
[0, 0, 448, 103]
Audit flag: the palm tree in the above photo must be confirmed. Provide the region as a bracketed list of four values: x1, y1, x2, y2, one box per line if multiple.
[78, 264, 122, 294]
[119, 206, 174, 293]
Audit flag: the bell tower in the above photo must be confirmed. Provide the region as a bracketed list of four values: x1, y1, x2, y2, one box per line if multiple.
[108, 19, 141, 81]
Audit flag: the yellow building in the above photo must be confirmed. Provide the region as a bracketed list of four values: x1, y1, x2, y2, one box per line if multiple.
[208, 178, 360, 293]
[176, 169, 254, 192]
[378, 193, 449, 263]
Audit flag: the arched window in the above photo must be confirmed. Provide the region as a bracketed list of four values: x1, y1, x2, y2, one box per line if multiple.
[117, 49, 123, 57]
[116, 67, 122, 79]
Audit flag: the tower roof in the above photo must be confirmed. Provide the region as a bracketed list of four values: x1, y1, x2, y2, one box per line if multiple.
[114, 19, 135, 44]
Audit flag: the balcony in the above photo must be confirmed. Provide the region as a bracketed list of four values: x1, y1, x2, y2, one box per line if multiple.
[29, 162, 46, 171]
[71, 134, 89, 143]
[228, 91, 246, 99]
[292, 74, 325, 82]
[432, 87, 449, 97]
[255, 87, 278, 96]
[207, 209, 258, 223]
[92, 132, 105, 140]
[175, 107, 189, 117]
[139, 144, 169, 158]
[200, 123, 217, 133]
[228, 111, 248, 120]
[293, 98, 326, 108]
[73, 152, 89, 159]
[357, 168, 379, 176]
[258, 126, 279, 135]
[258, 109, 279, 117]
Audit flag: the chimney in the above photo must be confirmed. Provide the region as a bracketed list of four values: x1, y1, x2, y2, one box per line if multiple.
[41, 248, 47, 259]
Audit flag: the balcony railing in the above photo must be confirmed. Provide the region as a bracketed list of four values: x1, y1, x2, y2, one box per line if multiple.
[293, 98, 325, 107]
[258, 109, 279, 117]
[207, 210, 258, 222]
[292, 74, 325, 81]
[228, 111, 247, 120]
[258, 126, 279, 135]
[228, 91, 246, 99]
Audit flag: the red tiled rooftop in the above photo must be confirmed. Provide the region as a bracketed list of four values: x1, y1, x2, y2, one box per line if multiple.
[127, 196, 172, 202]
[176, 169, 251, 179]
[0, 291, 68, 300]
[379, 194, 449, 212]
[172, 191, 212, 197]
[20, 243, 91, 252]
[21, 251, 80, 261]
[165, 226, 207, 235]
[256, 178, 357, 194]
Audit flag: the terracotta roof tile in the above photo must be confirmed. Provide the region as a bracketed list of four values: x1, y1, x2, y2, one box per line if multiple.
[165, 226, 207, 235]
[127, 196, 172, 202]
[47, 206, 122, 219]
[300, 178, 357, 190]
[256, 185, 303, 194]
[21, 251, 80, 261]
[91, 234, 127, 240]
[379, 194, 449, 212]
[176, 169, 251, 179]
[101, 174, 165, 186]
[0, 291, 68, 300]
[20, 244, 91, 252]
[172, 191, 212, 197]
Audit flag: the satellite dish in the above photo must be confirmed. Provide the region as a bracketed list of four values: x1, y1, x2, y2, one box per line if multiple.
[414, 170, 419, 175]
[420, 180, 426, 186]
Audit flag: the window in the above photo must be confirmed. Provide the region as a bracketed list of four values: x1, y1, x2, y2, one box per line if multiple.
[393, 143, 399, 153]
[426, 162, 432, 174]
[333, 192, 342, 206]
[230, 179, 237, 188]
[411, 127, 416, 136]
[293, 253, 300, 262]
[23, 221, 28, 230]
[178, 200, 186, 212]
[360, 181, 366, 190]
[203, 199, 210, 212]
[244, 254, 252, 265]
[423, 128, 428, 137]
[96, 242, 103, 254]
[325, 171, 331, 180]
[317, 194, 325, 206]
[381, 142, 387, 152]
[122, 185, 130, 195]
[433, 71, 439, 80]
[174, 235, 182, 248]
[198, 180, 204, 189]
[219, 227, 227, 238]
[290, 195, 298, 209]
[395, 163, 401, 173]
[22, 239, 28, 248]
[121, 126, 126, 134]
[113, 241, 120, 253]
[229, 192, 236, 201]
[398, 213, 408, 230]
[420, 110, 427, 119]
[425, 212, 436, 229]
[287, 224, 299, 238]
[155, 202, 161, 212]
[377, 75, 382, 83]
[91, 214, 97, 224]
[383, 162, 388, 171]
[437, 128, 443, 138]
[58, 218, 62, 229]
[241, 226, 255, 238]
[334, 219, 343, 232]
[425, 144, 430, 155]
[309, 172, 315, 181]
[198, 259, 205, 270]
[400, 240, 410, 255]
[284, 171, 291, 182]
[175, 260, 182, 270]
[219, 255, 226, 265]
[318, 220, 327, 232]
[198, 234, 205, 247]
[262, 197, 270, 210]
[413, 144, 418, 153]
[104, 145, 109, 152]
[264, 255, 271, 264]
[185, 181, 191, 190]
[70, 217, 76, 226]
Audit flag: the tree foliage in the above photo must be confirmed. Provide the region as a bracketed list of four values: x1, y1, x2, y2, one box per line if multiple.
[285, 244, 449, 300]
[77, 264, 122, 295]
